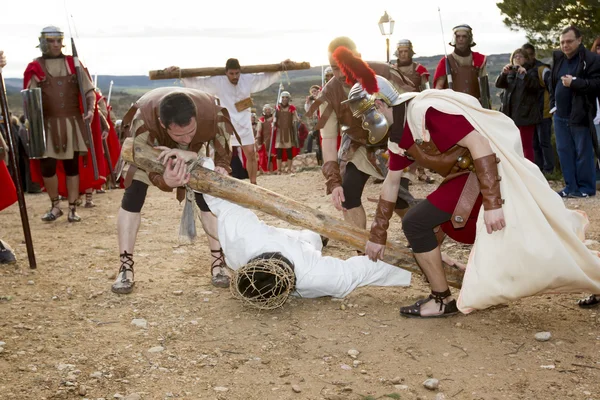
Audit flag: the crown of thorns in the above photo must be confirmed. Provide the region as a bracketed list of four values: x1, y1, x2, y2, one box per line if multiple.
[230, 253, 295, 310]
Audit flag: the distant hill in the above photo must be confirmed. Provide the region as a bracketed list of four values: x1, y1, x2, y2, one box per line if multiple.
[5, 53, 515, 120]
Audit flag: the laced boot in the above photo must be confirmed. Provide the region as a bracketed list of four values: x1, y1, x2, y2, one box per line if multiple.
[41, 197, 63, 222]
[111, 251, 135, 294]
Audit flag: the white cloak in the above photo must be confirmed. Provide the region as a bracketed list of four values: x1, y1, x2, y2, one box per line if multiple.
[403, 89, 600, 313]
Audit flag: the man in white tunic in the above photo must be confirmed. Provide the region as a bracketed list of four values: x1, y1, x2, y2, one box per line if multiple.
[199, 159, 412, 299]
[171, 58, 285, 184]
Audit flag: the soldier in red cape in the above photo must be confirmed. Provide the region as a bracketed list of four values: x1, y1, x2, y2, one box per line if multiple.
[433, 24, 491, 108]
[23, 26, 96, 222]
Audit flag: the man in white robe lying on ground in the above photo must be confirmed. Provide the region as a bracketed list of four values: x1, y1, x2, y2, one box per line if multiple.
[197, 158, 412, 302]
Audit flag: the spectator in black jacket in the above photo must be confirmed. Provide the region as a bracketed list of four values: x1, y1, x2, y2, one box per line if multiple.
[549, 26, 600, 198]
[496, 48, 543, 162]
[523, 43, 555, 174]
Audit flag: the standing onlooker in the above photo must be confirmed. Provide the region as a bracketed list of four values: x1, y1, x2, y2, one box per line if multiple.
[549, 26, 600, 198]
[495, 48, 543, 162]
[592, 37, 600, 176]
[523, 43, 555, 174]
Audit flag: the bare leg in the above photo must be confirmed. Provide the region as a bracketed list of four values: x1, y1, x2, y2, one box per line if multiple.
[276, 158, 282, 174]
[411, 246, 455, 317]
[112, 208, 141, 293]
[66, 175, 81, 222]
[343, 206, 367, 229]
[42, 175, 62, 219]
[199, 211, 231, 286]
[241, 144, 257, 184]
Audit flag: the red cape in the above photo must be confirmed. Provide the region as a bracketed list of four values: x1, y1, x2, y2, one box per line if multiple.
[433, 51, 486, 85]
[0, 162, 17, 212]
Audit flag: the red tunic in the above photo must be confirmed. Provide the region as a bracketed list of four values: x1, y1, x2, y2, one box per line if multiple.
[389, 108, 482, 244]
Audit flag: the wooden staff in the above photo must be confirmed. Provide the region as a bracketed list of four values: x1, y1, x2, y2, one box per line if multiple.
[0, 68, 36, 269]
[121, 138, 464, 288]
[149, 62, 311, 81]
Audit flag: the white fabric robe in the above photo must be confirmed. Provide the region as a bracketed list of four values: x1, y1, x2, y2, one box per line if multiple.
[402, 89, 600, 313]
[183, 73, 280, 146]
[198, 160, 411, 298]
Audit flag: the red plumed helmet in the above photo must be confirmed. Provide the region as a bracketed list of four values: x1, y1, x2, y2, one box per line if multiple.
[332, 46, 379, 94]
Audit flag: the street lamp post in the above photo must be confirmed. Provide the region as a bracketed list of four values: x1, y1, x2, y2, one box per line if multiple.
[378, 11, 395, 63]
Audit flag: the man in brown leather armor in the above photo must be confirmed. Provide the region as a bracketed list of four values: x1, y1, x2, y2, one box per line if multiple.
[433, 24, 491, 108]
[273, 91, 299, 173]
[23, 26, 96, 222]
[111, 87, 237, 294]
[308, 37, 414, 234]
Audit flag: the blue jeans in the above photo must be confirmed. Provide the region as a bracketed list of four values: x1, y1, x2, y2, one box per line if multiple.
[533, 118, 555, 173]
[553, 115, 596, 195]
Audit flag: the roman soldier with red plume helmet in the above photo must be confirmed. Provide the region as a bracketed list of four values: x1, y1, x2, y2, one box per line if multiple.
[306, 37, 417, 238]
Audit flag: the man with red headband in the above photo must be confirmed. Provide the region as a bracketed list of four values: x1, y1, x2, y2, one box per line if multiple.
[338, 59, 600, 317]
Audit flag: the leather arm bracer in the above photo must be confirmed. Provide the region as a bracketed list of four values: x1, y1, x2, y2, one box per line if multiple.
[473, 153, 503, 210]
[149, 172, 174, 193]
[321, 160, 343, 195]
[368, 198, 396, 245]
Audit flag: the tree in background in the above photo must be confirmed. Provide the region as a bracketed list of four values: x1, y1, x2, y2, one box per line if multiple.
[497, 0, 600, 50]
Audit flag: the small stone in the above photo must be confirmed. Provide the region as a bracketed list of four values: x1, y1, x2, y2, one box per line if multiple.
[147, 346, 165, 353]
[360, 370, 368, 374]
[123, 394, 141, 400]
[358, 312, 366, 317]
[172, 290, 183, 296]
[292, 385, 302, 393]
[395, 385, 409, 390]
[90, 371, 102, 379]
[0, 341, 5, 346]
[107, 271, 117, 280]
[455, 322, 463, 328]
[535, 332, 552, 342]
[353, 360, 361, 367]
[540, 364, 556, 369]
[78, 385, 87, 396]
[347, 349, 360, 358]
[213, 386, 229, 392]
[340, 304, 346, 310]
[423, 378, 439, 390]
[340, 364, 352, 371]
[131, 318, 148, 329]
[27, 281, 34, 285]
[435, 394, 447, 400]
[391, 376, 402, 384]
[114, 394, 124, 399]
[57, 363, 76, 371]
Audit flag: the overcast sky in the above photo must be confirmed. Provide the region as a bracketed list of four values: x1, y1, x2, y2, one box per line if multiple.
[0, 0, 527, 78]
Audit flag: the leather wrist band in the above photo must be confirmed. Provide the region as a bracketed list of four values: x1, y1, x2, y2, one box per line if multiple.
[473, 153, 503, 210]
[369, 197, 396, 245]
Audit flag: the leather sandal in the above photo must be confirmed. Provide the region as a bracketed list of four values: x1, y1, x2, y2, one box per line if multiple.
[41, 197, 63, 222]
[67, 202, 82, 222]
[111, 251, 135, 294]
[84, 193, 96, 208]
[210, 249, 230, 288]
[578, 294, 600, 308]
[400, 288, 458, 318]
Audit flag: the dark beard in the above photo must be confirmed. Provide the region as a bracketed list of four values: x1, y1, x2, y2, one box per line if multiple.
[397, 59, 412, 67]
[42, 53, 65, 59]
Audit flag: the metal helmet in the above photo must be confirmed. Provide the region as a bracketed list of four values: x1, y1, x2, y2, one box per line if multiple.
[280, 91, 291, 98]
[394, 39, 415, 58]
[262, 104, 273, 114]
[342, 76, 410, 145]
[38, 26, 64, 54]
[450, 24, 476, 47]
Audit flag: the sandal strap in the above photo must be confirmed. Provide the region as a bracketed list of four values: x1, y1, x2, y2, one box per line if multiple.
[430, 288, 452, 311]
[210, 249, 225, 272]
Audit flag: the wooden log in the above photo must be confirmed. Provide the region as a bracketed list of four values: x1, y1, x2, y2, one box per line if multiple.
[149, 62, 312, 81]
[121, 138, 464, 288]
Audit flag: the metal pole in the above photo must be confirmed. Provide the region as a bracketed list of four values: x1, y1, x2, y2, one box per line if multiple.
[386, 37, 390, 63]
[0, 69, 37, 269]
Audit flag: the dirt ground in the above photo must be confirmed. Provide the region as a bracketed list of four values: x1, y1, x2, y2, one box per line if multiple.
[1, 169, 600, 400]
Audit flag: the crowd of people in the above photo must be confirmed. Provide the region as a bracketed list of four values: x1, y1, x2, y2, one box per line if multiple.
[2, 23, 600, 317]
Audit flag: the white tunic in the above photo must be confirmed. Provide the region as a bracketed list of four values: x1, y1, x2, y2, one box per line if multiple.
[183, 73, 281, 146]
[199, 160, 411, 298]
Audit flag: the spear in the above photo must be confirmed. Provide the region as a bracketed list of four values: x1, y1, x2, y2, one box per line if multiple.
[106, 80, 114, 107]
[70, 38, 99, 180]
[0, 65, 36, 269]
[437, 7, 453, 89]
